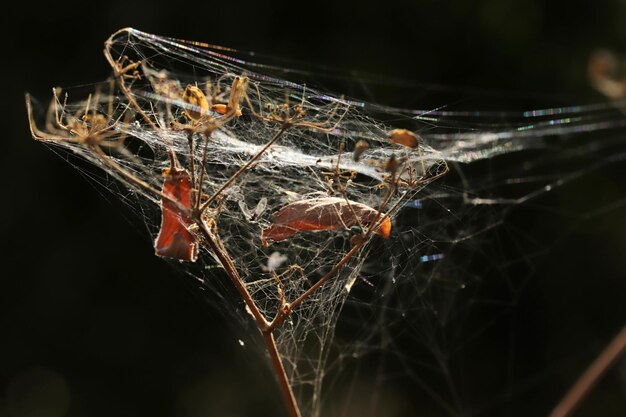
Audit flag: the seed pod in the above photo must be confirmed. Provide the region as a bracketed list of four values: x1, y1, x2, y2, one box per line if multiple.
[182, 85, 209, 121]
[212, 103, 229, 115]
[389, 128, 420, 148]
[227, 76, 248, 117]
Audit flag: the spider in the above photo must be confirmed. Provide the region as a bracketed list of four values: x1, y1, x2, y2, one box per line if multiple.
[26, 82, 190, 231]
[245, 81, 349, 132]
[26, 86, 129, 150]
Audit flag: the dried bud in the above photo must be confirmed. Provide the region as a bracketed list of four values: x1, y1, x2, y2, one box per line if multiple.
[385, 154, 399, 174]
[227, 76, 248, 117]
[182, 85, 209, 121]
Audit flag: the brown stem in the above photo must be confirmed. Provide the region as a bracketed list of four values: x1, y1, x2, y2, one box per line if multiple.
[263, 331, 302, 417]
[195, 219, 269, 330]
[287, 242, 363, 315]
[91, 146, 187, 213]
[196, 219, 302, 417]
[549, 324, 626, 417]
[187, 131, 197, 202]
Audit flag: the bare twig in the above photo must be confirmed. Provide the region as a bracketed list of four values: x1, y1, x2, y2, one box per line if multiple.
[195, 219, 269, 330]
[200, 124, 289, 213]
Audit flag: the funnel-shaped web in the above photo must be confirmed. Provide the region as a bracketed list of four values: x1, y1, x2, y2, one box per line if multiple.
[26, 28, 626, 417]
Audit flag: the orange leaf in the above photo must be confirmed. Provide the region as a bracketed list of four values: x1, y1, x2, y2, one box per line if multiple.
[154, 166, 198, 261]
[262, 197, 391, 244]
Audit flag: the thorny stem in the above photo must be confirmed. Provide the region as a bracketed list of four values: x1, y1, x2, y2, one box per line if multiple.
[549, 324, 626, 417]
[190, 118, 397, 416]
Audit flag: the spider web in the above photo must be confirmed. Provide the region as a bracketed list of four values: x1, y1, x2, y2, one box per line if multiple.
[27, 28, 626, 417]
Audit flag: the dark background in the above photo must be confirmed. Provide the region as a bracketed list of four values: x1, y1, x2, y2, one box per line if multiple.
[3, 1, 626, 416]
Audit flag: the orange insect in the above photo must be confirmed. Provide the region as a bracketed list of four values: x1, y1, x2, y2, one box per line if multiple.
[154, 165, 199, 261]
[261, 197, 391, 244]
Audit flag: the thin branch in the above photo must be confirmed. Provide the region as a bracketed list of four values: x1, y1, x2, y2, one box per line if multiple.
[270, 178, 401, 330]
[286, 241, 364, 315]
[200, 124, 289, 213]
[195, 131, 212, 209]
[195, 218, 269, 330]
[91, 146, 187, 214]
[195, 219, 301, 417]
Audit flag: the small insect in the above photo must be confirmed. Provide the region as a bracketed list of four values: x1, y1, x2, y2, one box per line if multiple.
[154, 165, 199, 262]
[388, 128, 420, 148]
[212, 103, 229, 115]
[261, 197, 391, 244]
